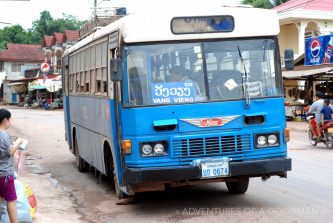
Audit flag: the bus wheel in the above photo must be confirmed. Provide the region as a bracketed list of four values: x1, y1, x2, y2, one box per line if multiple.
[74, 137, 88, 172]
[114, 175, 127, 200]
[226, 178, 249, 194]
[105, 147, 127, 199]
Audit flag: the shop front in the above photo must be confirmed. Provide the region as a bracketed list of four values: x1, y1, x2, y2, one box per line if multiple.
[283, 65, 333, 121]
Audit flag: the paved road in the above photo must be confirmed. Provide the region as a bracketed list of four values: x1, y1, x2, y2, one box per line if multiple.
[7, 108, 333, 223]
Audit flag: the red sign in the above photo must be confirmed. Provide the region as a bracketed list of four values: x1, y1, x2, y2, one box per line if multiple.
[200, 118, 223, 127]
[40, 62, 50, 73]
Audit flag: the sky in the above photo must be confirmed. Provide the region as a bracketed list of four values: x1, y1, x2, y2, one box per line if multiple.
[0, 0, 241, 29]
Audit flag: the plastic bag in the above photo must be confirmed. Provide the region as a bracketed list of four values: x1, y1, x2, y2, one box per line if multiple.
[1, 179, 32, 223]
[17, 139, 28, 176]
[17, 150, 25, 176]
[23, 183, 37, 218]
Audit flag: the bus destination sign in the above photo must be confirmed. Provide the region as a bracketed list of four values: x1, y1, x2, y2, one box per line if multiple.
[171, 16, 234, 34]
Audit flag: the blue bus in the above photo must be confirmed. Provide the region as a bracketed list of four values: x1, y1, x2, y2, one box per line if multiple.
[62, 6, 291, 199]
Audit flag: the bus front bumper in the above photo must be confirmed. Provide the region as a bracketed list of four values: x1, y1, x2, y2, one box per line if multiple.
[125, 158, 291, 184]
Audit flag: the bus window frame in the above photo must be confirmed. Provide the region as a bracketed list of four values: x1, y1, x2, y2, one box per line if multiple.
[121, 36, 283, 108]
[66, 36, 109, 99]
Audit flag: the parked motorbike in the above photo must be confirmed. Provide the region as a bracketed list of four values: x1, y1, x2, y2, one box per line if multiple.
[307, 114, 333, 149]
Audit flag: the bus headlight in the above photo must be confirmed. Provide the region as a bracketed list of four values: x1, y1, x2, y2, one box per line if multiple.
[255, 133, 280, 148]
[140, 141, 168, 157]
[257, 136, 267, 146]
[268, 134, 278, 145]
[154, 143, 165, 155]
[141, 144, 153, 156]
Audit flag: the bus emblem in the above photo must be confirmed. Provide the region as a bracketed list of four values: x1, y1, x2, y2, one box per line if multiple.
[181, 115, 240, 128]
[201, 118, 223, 127]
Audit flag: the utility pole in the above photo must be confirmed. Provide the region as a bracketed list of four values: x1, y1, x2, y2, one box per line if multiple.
[94, 0, 97, 17]
[93, 0, 111, 17]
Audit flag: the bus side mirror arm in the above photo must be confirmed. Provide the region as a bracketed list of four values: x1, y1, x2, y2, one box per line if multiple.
[110, 58, 123, 81]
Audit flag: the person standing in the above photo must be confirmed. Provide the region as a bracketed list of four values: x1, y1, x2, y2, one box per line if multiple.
[0, 109, 23, 223]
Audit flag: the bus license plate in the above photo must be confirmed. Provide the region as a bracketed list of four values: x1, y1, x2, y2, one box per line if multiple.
[328, 128, 333, 133]
[201, 161, 229, 178]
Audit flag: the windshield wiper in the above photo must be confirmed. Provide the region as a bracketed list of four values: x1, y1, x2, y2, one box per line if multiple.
[237, 46, 251, 108]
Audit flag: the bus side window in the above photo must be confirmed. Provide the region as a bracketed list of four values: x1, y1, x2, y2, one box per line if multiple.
[91, 69, 96, 93]
[95, 42, 104, 94]
[85, 47, 91, 93]
[102, 67, 107, 93]
[101, 41, 108, 95]
[76, 73, 80, 93]
[90, 46, 96, 94]
[80, 72, 85, 93]
[69, 57, 73, 94]
[96, 68, 102, 93]
[85, 71, 90, 93]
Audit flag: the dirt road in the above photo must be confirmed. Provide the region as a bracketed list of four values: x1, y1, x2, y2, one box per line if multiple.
[7, 108, 333, 223]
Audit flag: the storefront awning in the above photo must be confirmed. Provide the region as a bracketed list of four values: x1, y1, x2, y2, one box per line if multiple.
[283, 66, 333, 80]
[28, 76, 62, 92]
[6, 82, 27, 93]
[29, 85, 47, 90]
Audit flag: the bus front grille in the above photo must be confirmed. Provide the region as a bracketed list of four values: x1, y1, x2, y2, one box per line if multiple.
[172, 134, 252, 158]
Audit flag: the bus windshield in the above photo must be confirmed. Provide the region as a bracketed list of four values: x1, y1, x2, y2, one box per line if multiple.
[124, 38, 282, 106]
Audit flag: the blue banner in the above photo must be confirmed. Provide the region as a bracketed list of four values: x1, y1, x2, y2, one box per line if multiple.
[151, 82, 195, 104]
[305, 35, 333, 66]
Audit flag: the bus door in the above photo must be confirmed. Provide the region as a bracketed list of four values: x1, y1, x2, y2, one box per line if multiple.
[108, 31, 126, 188]
[63, 56, 72, 151]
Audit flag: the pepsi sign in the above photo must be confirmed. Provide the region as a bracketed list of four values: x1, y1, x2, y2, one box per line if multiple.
[305, 35, 333, 66]
[310, 38, 321, 57]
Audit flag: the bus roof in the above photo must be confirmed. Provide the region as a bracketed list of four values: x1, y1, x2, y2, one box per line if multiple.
[64, 6, 279, 56]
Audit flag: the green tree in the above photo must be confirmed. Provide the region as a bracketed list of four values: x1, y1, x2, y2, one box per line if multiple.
[242, 0, 289, 8]
[274, 0, 289, 6]
[30, 11, 84, 43]
[32, 10, 53, 36]
[0, 25, 31, 49]
[0, 10, 85, 49]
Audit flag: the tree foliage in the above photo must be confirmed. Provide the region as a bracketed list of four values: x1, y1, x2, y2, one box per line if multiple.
[242, 0, 289, 9]
[0, 10, 85, 50]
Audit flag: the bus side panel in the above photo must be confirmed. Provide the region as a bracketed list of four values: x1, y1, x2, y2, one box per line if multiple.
[72, 123, 104, 172]
[69, 96, 123, 184]
[69, 96, 108, 173]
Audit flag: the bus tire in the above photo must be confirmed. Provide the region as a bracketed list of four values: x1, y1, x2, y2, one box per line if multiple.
[104, 143, 127, 199]
[226, 178, 249, 194]
[74, 136, 89, 172]
[114, 176, 127, 200]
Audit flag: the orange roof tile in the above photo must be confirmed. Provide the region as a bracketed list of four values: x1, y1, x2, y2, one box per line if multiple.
[0, 44, 45, 63]
[274, 0, 333, 13]
[64, 30, 80, 42]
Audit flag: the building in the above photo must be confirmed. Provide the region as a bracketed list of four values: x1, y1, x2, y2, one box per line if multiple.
[275, 0, 333, 60]
[274, 0, 333, 119]
[0, 44, 44, 104]
[42, 30, 80, 74]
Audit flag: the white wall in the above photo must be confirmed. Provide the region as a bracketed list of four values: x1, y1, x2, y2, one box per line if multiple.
[1, 61, 41, 104]
[278, 19, 333, 60]
[279, 23, 299, 58]
[3, 82, 18, 104]
[4, 62, 40, 80]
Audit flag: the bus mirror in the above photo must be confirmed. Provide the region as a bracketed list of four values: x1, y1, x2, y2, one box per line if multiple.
[110, 58, 122, 81]
[284, 49, 294, 70]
